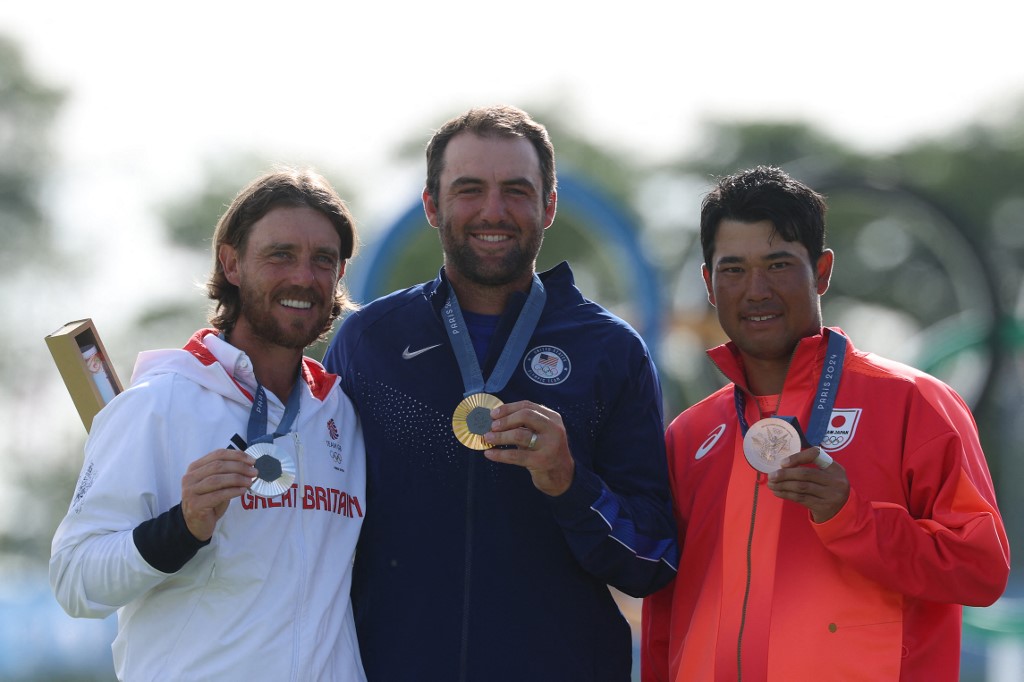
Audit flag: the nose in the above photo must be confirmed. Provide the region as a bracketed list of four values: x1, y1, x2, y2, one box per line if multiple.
[288, 257, 318, 287]
[746, 268, 772, 300]
[478, 188, 509, 223]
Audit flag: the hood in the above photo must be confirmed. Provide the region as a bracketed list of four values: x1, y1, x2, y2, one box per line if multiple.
[129, 328, 337, 405]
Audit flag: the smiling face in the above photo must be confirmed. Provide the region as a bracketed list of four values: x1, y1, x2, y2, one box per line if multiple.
[422, 132, 556, 311]
[221, 205, 344, 351]
[703, 218, 833, 387]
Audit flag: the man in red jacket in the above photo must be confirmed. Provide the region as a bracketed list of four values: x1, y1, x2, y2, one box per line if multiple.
[642, 165, 1010, 681]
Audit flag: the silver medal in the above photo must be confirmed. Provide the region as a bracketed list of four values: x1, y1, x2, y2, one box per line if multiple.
[245, 441, 296, 497]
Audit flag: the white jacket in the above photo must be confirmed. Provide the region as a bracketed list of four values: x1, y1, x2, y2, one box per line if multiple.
[50, 330, 366, 681]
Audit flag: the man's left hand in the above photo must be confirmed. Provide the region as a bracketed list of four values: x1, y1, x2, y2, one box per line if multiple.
[767, 447, 849, 522]
[484, 400, 575, 496]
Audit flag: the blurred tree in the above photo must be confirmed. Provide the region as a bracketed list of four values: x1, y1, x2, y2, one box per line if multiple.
[1, 35, 70, 571]
[0, 34, 64, 267]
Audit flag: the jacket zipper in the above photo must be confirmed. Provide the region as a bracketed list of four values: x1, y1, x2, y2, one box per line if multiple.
[458, 440, 476, 682]
[737, 472, 762, 681]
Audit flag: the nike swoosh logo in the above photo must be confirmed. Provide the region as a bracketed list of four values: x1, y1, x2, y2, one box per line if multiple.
[402, 344, 443, 360]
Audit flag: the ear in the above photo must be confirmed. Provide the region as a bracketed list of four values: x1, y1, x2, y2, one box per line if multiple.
[701, 263, 716, 307]
[815, 249, 834, 295]
[338, 259, 347, 283]
[542, 190, 557, 229]
[220, 244, 241, 286]
[422, 187, 440, 228]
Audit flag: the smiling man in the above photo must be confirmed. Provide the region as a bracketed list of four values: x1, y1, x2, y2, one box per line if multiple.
[50, 169, 367, 681]
[323, 105, 678, 681]
[641, 165, 1010, 681]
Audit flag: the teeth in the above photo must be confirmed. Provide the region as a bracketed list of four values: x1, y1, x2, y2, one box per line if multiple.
[476, 234, 509, 242]
[749, 315, 775, 322]
[280, 299, 312, 309]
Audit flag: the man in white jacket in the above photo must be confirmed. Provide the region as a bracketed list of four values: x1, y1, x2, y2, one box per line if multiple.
[50, 168, 367, 681]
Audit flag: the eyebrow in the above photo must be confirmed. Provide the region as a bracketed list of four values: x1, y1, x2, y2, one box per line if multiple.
[450, 176, 537, 191]
[259, 242, 341, 258]
[715, 250, 800, 265]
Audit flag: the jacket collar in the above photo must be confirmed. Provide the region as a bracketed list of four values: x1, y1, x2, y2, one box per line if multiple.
[708, 327, 849, 396]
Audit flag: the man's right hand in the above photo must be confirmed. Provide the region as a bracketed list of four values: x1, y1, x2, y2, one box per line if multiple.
[181, 449, 257, 541]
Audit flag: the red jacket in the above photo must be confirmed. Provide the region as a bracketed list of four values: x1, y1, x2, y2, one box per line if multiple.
[642, 328, 1009, 681]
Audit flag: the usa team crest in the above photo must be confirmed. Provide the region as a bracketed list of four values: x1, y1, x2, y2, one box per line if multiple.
[524, 345, 571, 385]
[820, 408, 862, 453]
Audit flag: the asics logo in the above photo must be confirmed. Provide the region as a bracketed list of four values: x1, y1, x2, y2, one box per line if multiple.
[402, 343, 443, 360]
[695, 424, 727, 460]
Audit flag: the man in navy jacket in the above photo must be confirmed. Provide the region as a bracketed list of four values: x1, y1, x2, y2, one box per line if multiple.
[324, 105, 677, 681]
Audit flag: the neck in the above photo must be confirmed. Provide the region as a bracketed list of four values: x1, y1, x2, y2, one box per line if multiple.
[228, 328, 303, 400]
[742, 356, 790, 397]
[447, 271, 534, 315]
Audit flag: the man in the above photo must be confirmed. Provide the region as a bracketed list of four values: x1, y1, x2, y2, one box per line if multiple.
[641, 165, 1010, 680]
[323, 105, 678, 681]
[50, 169, 367, 681]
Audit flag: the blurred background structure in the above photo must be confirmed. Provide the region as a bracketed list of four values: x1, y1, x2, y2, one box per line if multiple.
[1, 2, 1022, 679]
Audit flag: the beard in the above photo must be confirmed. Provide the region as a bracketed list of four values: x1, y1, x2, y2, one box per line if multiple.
[437, 216, 544, 287]
[237, 283, 331, 350]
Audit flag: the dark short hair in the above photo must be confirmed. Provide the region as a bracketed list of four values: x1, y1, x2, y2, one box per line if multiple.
[424, 105, 556, 207]
[700, 165, 827, 266]
[206, 167, 358, 335]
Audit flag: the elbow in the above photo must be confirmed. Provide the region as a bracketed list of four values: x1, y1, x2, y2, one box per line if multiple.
[971, 568, 1011, 607]
[49, 553, 110, 619]
[615, 559, 679, 599]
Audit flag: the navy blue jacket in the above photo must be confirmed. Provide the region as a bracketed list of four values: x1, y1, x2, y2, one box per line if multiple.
[324, 262, 678, 681]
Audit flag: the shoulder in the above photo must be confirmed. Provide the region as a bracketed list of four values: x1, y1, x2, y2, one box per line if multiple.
[341, 281, 434, 336]
[845, 348, 975, 434]
[668, 383, 733, 431]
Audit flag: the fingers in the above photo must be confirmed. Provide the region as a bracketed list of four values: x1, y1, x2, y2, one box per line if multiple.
[779, 446, 830, 469]
[487, 400, 561, 445]
[768, 449, 849, 522]
[184, 450, 257, 495]
[482, 401, 575, 496]
[181, 449, 258, 541]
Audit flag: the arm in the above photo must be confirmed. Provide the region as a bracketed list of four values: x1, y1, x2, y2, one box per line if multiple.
[49, 384, 256, 618]
[813, 384, 1009, 605]
[487, 350, 679, 597]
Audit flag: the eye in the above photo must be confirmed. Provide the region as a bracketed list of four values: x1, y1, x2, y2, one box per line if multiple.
[314, 254, 339, 269]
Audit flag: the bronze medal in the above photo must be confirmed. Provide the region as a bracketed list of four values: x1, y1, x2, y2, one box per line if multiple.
[742, 417, 801, 473]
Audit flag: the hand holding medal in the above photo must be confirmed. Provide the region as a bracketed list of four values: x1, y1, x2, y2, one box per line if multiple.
[743, 417, 833, 473]
[736, 331, 849, 522]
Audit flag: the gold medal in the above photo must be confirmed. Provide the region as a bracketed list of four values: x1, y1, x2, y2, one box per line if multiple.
[742, 417, 801, 473]
[452, 392, 503, 450]
[246, 442, 297, 497]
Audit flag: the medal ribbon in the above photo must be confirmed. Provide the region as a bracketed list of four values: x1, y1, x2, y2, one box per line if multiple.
[246, 374, 304, 446]
[443, 274, 547, 398]
[734, 330, 848, 443]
